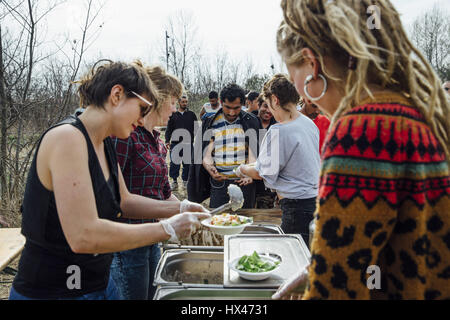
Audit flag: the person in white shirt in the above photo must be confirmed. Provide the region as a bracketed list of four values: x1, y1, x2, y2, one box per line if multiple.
[200, 91, 221, 120]
[237, 74, 320, 245]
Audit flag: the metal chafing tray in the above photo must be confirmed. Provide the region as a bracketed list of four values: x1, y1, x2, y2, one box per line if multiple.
[161, 223, 284, 251]
[153, 286, 276, 300]
[223, 234, 310, 289]
[154, 249, 224, 287]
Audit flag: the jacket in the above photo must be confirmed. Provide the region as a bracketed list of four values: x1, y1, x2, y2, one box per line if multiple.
[165, 108, 198, 144]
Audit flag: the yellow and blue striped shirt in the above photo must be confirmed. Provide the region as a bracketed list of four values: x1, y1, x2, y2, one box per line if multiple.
[211, 114, 247, 179]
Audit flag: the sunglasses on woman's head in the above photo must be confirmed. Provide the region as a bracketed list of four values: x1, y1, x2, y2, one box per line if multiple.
[130, 91, 153, 117]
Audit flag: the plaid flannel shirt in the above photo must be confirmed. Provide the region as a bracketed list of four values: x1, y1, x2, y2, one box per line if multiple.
[112, 126, 171, 224]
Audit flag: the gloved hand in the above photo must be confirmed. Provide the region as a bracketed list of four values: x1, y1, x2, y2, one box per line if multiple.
[160, 212, 211, 242]
[179, 199, 210, 214]
[271, 266, 309, 300]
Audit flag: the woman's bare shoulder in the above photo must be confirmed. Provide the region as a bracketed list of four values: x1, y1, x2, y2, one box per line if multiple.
[38, 124, 88, 161]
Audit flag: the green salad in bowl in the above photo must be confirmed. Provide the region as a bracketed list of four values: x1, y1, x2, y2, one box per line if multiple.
[229, 251, 281, 281]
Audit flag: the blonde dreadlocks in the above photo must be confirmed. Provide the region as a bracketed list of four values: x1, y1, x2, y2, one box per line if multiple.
[277, 0, 450, 160]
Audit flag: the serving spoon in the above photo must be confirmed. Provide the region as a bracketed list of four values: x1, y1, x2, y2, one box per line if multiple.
[208, 184, 244, 216]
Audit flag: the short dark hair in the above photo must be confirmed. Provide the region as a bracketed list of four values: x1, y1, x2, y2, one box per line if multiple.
[77, 59, 157, 109]
[263, 74, 299, 107]
[247, 91, 260, 102]
[220, 84, 246, 104]
[209, 91, 219, 99]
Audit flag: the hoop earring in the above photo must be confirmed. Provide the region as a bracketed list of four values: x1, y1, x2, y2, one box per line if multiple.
[304, 74, 328, 102]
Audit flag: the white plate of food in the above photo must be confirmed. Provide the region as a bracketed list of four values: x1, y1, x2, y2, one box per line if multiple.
[229, 251, 281, 281]
[201, 213, 253, 236]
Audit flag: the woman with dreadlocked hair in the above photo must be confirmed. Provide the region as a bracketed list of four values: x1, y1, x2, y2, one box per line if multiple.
[272, 0, 450, 300]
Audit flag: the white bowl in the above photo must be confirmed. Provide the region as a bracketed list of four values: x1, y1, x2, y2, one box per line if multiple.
[201, 216, 253, 236]
[229, 254, 281, 281]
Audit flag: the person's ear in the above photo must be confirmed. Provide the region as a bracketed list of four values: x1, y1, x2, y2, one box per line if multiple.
[271, 95, 280, 108]
[300, 47, 320, 80]
[110, 85, 125, 106]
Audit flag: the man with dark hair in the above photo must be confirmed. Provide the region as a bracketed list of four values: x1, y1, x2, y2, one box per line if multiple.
[246, 91, 260, 116]
[257, 95, 277, 130]
[200, 91, 221, 120]
[166, 95, 198, 189]
[187, 84, 261, 208]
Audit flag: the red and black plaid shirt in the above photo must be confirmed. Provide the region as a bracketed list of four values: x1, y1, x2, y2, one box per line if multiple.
[112, 126, 171, 223]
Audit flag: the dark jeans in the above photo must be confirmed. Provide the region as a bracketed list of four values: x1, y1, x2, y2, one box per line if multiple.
[169, 142, 190, 182]
[255, 180, 276, 209]
[9, 275, 120, 300]
[109, 244, 161, 300]
[280, 197, 317, 247]
[209, 177, 256, 209]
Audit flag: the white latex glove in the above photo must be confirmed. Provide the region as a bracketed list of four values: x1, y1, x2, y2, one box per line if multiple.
[160, 212, 211, 242]
[179, 199, 210, 214]
[272, 266, 309, 300]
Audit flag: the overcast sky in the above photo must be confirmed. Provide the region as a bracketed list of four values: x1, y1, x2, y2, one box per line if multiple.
[7, 0, 450, 75]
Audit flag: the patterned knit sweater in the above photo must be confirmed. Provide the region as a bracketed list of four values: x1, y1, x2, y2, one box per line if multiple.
[303, 93, 450, 300]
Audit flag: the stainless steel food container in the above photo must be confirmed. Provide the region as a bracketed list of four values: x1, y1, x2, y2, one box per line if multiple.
[161, 223, 284, 251]
[153, 286, 276, 300]
[224, 234, 311, 289]
[154, 249, 224, 287]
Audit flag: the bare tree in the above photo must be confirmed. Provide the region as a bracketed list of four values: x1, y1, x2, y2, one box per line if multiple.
[411, 4, 450, 80]
[244, 74, 270, 92]
[0, 0, 104, 226]
[55, 0, 105, 122]
[0, 0, 64, 215]
[165, 10, 200, 88]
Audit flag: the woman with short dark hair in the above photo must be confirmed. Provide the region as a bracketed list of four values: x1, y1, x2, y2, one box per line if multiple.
[9, 60, 209, 300]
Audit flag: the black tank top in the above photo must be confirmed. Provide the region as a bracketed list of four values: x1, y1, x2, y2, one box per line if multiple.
[13, 115, 122, 298]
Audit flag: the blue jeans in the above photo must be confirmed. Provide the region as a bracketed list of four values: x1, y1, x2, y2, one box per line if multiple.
[169, 142, 191, 182]
[280, 197, 317, 247]
[9, 275, 119, 300]
[209, 177, 256, 209]
[109, 244, 161, 300]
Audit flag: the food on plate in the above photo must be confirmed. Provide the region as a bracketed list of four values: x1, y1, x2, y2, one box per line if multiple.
[210, 213, 252, 227]
[236, 251, 280, 273]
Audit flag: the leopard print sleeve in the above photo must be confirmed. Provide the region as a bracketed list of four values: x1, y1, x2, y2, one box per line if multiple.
[303, 98, 450, 300]
[303, 112, 399, 299]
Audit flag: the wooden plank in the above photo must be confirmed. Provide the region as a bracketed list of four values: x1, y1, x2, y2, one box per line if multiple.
[0, 228, 25, 272]
[235, 208, 282, 225]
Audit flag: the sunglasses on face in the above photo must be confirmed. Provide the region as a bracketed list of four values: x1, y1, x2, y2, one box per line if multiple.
[130, 91, 153, 117]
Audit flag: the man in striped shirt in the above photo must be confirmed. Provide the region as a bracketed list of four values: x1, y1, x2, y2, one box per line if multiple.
[201, 84, 261, 208]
